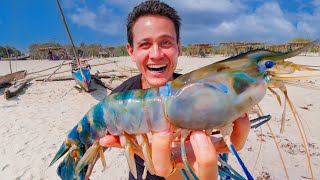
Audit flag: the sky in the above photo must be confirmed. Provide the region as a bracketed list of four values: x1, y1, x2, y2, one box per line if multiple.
[1, 0, 320, 52]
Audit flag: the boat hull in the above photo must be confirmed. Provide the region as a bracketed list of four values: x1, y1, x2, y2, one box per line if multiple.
[72, 68, 91, 91]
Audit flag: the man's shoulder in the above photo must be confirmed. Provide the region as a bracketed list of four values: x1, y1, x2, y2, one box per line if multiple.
[112, 74, 142, 94]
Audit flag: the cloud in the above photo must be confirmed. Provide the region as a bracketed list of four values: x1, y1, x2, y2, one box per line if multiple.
[179, 2, 290, 44]
[312, 0, 320, 7]
[98, 4, 112, 16]
[61, 0, 86, 9]
[63, 1, 320, 44]
[103, 0, 143, 7]
[169, 0, 246, 13]
[180, 1, 320, 44]
[69, 8, 97, 30]
[67, 5, 124, 35]
[296, 12, 320, 38]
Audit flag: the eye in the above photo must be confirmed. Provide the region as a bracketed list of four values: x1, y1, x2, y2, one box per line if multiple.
[161, 40, 172, 46]
[140, 42, 150, 48]
[265, 60, 275, 68]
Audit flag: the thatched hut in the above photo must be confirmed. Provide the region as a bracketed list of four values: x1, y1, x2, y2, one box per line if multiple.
[219, 42, 265, 56]
[185, 44, 214, 57]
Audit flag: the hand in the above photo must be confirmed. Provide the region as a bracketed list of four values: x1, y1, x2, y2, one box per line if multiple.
[213, 113, 250, 153]
[231, 113, 250, 150]
[97, 129, 218, 180]
[152, 129, 218, 180]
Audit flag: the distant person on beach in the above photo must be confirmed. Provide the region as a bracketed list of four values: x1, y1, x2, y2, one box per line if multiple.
[85, 1, 250, 180]
[48, 50, 53, 60]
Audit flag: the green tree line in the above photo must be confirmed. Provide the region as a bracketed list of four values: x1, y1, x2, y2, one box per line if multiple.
[0, 46, 22, 58]
[1, 38, 318, 60]
[28, 42, 129, 60]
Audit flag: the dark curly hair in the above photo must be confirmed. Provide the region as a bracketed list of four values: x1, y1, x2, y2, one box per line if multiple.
[127, 0, 181, 47]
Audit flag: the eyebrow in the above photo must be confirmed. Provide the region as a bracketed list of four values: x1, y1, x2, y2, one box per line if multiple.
[159, 34, 175, 39]
[136, 34, 176, 43]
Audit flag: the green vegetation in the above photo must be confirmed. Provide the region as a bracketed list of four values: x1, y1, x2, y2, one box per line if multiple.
[0, 42, 130, 60]
[114, 46, 129, 56]
[0, 46, 21, 58]
[290, 38, 318, 53]
[290, 38, 312, 43]
[27, 42, 129, 59]
[1, 37, 318, 59]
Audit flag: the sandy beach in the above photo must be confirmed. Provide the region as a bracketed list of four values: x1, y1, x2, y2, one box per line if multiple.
[0, 55, 319, 179]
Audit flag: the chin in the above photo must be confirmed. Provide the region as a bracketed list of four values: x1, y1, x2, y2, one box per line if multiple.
[149, 78, 168, 87]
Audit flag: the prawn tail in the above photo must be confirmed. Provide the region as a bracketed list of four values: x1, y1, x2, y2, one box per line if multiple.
[51, 100, 108, 178]
[57, 145, 87, 180]
[50, 142, 70, 167]
[75, 142, 106, 175]
[74, 101, 108, 175]
[50, 125, 80, 167]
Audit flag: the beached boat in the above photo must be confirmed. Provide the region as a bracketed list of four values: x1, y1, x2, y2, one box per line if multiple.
[0, 70, 27, 88]
[4, 79, 29, 99]
[0, 55, 30, 61]
[71, 61, 91, 91]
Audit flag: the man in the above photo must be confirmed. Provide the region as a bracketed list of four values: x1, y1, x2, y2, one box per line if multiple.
[86, 1, 250, 179]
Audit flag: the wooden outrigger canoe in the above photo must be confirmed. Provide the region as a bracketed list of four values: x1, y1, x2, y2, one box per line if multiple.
[4, 79, 29, 99]
[0, 70, 27, 88]
[71, 61, 91, 91]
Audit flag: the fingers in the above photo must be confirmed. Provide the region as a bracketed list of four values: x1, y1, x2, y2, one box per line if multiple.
[84, 164, 93, 180]
[190, 131, 218, 180]
[231, 113, 250, 150]
[99, 135, 122, 148]
[151, 125, 174, 176]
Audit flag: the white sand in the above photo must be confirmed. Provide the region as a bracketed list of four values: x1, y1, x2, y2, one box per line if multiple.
[0, 55, 319, 179]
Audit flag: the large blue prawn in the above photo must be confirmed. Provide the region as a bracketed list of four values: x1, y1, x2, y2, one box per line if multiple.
[50, 41, 319, 180]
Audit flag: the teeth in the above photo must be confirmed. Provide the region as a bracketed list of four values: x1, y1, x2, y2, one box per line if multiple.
[147, 64, 166, 68]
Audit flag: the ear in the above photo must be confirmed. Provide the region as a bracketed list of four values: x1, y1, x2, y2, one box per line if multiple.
[126, 43, 135, 62]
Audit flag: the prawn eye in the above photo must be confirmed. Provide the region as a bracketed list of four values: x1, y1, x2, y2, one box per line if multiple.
[265, 60, 275, 68]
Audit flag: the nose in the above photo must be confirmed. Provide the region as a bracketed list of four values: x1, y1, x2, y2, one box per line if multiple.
[149, 45, 163, 60]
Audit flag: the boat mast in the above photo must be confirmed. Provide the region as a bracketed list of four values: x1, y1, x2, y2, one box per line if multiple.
[55, 0, 85, 80]
[6, 48, 13, 74]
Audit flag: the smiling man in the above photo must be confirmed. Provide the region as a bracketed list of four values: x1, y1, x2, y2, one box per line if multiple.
[126, 14, 179, 89]
[85, 1, 250, 180]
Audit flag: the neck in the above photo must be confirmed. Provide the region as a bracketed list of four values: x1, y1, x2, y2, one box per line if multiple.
[141, 76, 151, 89]
[141, 75, 174, 89]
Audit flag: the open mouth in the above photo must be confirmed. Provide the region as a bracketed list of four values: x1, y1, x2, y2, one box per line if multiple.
[147, 64, 167, 72]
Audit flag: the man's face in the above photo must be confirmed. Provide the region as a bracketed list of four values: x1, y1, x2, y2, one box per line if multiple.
[127, 15, 180, 89]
